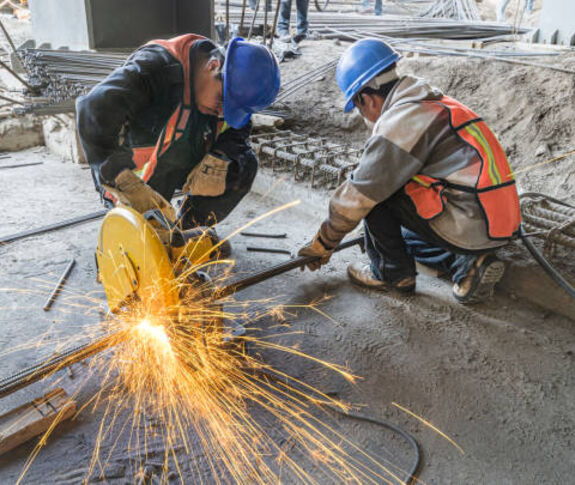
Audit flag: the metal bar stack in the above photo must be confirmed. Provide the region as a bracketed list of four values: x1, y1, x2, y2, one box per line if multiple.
[250, 130, 362, 189]
[21, 49, 127, 103]
[225, 10, 529, 40]
[521, 194, 575, 254]
[420, 0, 481, 21]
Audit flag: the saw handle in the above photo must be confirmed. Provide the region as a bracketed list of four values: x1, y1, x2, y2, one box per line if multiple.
[144, 208, 179, 232]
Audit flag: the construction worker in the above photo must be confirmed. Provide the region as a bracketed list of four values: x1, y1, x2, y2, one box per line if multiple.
[299, 39, 521, 303]
[77, 35, 280, 242]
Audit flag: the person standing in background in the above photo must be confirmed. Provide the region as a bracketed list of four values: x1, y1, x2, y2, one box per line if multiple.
[277, 0, 310, 42]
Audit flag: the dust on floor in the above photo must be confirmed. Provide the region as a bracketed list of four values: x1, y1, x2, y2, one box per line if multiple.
[0, 147, 573, 483]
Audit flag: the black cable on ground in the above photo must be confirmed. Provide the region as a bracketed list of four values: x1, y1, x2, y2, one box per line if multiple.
[519, 192, 575, 300]
[520, 224, 575, 299]
[324, 404, 422, 485]
[252, 367, 422, 484]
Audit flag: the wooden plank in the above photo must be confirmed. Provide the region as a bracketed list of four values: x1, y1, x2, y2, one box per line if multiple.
[0, 388, 76, 455]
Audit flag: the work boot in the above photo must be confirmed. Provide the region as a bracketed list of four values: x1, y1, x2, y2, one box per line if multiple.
[292, 32, 308, 43]
[452, 254, 505, 304]
[347, 263, 416, 293]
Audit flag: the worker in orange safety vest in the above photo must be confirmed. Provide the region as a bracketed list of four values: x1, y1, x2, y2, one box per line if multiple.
[77, 34, 280, 252]
[299, 38, 521, 303]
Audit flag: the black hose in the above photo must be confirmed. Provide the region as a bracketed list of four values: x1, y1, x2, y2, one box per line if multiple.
[519, 192, 575, 300]
[253, 367, 421, 484]
[520, 224, 575, 299]
[325, 405, 422, 485]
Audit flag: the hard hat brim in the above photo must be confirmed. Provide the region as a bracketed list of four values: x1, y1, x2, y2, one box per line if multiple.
[342, 52, 401, 112]
[223, 37, 252, 129]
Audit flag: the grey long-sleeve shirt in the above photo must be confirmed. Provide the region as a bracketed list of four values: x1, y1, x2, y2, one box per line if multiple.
[320, 75, 506, 251]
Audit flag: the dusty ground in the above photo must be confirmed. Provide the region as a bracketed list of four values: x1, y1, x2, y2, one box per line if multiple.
[0, 7, 574, 485]
[0, 141, 574, 484]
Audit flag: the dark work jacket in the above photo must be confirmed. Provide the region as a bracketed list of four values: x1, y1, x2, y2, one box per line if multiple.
[76, 39, 255, 202]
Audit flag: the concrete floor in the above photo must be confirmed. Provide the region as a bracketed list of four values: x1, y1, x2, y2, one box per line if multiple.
[0, 148, 574, 483]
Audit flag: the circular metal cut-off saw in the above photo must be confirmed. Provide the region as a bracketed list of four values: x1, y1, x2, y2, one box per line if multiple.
[95, 206, 219, 316]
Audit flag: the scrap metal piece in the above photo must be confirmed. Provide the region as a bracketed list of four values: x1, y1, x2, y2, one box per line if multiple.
[240, 231, 288, 238]
[43, 259, 76, 312]
[0, 209, 107, 246]
[0, 162, 43, 170]
[247, 246, 293, 256]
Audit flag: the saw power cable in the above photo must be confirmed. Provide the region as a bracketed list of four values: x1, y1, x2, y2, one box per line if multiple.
[252, 367, 422, 485]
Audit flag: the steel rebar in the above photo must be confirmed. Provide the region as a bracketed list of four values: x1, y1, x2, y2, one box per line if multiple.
[43, 259, 76, 312]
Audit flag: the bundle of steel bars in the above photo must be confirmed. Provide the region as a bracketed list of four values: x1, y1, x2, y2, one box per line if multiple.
[15, 8, 535, 114]
[225, 10, 528, 39]
[21, 49, 127, 102]
[420, 0, 480, 21]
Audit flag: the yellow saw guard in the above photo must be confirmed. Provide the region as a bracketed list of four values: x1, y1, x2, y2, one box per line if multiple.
[96, 206, 179, 314]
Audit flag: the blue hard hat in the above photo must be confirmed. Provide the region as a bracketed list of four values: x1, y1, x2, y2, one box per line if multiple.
[336, 38, 401, 113]
[223, 38, 281, 129]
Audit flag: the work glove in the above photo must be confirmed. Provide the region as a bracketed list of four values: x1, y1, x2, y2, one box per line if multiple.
[103, 169, 176, 221]
[298, 232, 336, 271]
[183, 152, 229, 197]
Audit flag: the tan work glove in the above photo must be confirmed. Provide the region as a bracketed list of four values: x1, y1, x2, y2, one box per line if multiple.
[183, 152, 229, 197]
[104, 169, 176, 221]
[298, 232, 336, 271]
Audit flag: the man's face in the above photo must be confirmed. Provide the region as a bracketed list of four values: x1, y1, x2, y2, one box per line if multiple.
[353, 92, 383, 124]
[194, 58, 224, 117]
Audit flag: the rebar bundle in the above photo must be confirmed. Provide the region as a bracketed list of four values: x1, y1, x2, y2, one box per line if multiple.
[21, 49, 127, 102]
[226, 10, 528, 40]
[251, 130, 362, 188]
[420, 0, 480, 21]
[521, 194, 575, 255]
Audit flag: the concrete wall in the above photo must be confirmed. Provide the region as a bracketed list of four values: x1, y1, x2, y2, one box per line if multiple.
[29, 0, 214, 50]
[29, 0, 90, 50]
[536, 0, 575, 46]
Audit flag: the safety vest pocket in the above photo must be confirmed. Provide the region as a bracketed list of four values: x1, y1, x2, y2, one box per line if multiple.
[184, 153, 229, 197]
[404, 175, 446, 220]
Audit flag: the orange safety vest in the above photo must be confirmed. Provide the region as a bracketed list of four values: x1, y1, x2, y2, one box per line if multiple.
[404, 96, 521, 240]
[131, 34, 206, 183]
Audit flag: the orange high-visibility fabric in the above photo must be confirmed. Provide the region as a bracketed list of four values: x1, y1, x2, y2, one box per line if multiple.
[405, 174, 445, 219]
[137, 34, 206, 182]
[405, 96, 521, 240]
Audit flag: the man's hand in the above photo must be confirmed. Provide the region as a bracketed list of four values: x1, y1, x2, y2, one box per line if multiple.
[298, 232, 336, 271]
[104, 169, 176, 221]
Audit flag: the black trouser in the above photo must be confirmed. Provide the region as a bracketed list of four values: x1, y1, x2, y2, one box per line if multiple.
[364, 190, 490, 285]
[177, 152, 258, 229]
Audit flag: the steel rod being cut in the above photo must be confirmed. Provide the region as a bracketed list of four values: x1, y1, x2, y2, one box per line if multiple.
[217, 236, 363, 298]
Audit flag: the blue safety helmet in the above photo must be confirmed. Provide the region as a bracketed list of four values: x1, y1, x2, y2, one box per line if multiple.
[223, 38, 281, 129]
[336, 38, 401, 113]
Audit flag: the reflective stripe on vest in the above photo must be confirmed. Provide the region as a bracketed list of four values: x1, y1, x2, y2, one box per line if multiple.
[405, 96, 521, 240]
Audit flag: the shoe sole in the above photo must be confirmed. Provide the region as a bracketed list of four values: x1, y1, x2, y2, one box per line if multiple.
[347, 267, 415, 293]
[456, 259, 505, 304]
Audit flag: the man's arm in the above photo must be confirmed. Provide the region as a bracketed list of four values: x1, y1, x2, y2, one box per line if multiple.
[319, 133, 425, 248]
[76, 46, 174, 189]
[211, 121, 254, 162]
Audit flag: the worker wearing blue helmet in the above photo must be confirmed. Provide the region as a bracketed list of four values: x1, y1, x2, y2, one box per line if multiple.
[77, 34, 280, 245]
[299, 39, 521, 303]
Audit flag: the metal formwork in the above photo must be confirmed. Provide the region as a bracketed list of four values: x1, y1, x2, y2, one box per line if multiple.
[520, 193, 575, 256]
[251, 131, 362, 189]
